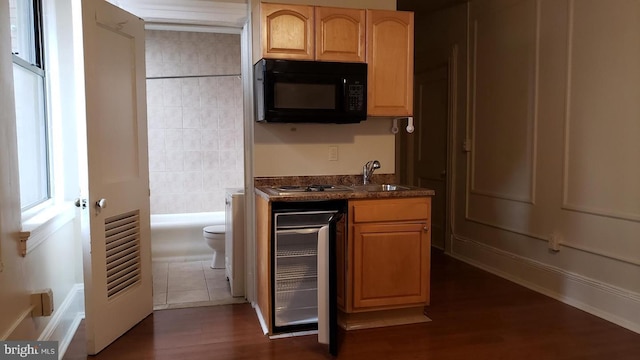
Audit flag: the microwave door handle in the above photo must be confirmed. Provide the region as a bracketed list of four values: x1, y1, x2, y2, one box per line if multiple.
[342, 78, 348, 111]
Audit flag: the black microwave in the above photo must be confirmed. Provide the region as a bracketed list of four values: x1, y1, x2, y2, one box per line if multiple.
[254, 59, 367, 123]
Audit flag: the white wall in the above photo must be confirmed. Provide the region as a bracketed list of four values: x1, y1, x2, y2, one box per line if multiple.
[146, 30, 244, 214]
[0, 0, 84, 346]
[449, 0, 640, 332]
[251, 0, 399, 177]
[0, 0, 29, 339]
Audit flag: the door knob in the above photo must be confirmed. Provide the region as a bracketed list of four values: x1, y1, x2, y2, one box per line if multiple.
[96, 198, 107, 209]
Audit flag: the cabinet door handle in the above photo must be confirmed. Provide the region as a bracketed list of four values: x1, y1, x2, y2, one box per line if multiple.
[423, 226, 429, 232]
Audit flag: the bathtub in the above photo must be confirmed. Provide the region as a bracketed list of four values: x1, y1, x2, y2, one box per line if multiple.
[150, 211, 225, 263]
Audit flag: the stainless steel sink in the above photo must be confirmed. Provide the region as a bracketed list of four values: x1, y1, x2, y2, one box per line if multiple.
[350, 184, 412, 192]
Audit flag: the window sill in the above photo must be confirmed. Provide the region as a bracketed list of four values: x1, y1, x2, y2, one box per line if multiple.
[19, 202, 76, 256]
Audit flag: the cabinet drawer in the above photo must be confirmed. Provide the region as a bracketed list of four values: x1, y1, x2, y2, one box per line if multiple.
[350, 198, 430, 223]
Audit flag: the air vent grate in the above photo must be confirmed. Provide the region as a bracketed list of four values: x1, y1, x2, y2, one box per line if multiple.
[105, 210, 141, 299]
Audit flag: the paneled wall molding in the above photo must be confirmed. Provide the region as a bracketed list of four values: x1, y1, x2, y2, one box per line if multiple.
[561, 0, 640, 222]
[468, 190, 534, 205]
[451, 234, 640, 334]
[469, 0, 539, 205]
[561, 203, 640, 223]
[464, 213, 640, 268]
[465, 214, 547, 243]
[560, 240, 640, 268]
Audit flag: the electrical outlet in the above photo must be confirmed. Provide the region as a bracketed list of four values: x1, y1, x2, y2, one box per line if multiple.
[328, 146, 338, 161]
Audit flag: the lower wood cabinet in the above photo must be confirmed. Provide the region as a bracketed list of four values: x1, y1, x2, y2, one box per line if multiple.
[345, 197, 431, 312]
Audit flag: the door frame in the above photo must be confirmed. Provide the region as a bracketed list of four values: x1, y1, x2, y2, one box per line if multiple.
[397, 45, 458, 254]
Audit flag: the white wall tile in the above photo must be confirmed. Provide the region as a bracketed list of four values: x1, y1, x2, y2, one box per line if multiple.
[202, 151, 220, 170]
[147, 105, 165, 129]
[218, 108, 235, 130]
[148, 129, 165, 153]
[183, 129, 202, 151]
[165, 130, 184, 151]
[183, 107, 201, 128]
[166, 172, 185, 193]
[163, 79, 183, 106]
[146, 29, 242, 215]
[146, 80, 163, 106]
[202, 171, 221, 189]
[202, 108, 220, 129]
[165, 151, 185, 171]
[201, 131, 219, 150]
[184, 171, 204, 193]
[220, 150, 237, 169]
[219, 133, 235, 150]
[163, 106, 183, 129]
[162, 41, 181, 63]
[149, 150, 166, 172]
[181, 78, 201, 108]
[184, 151, 203, 171]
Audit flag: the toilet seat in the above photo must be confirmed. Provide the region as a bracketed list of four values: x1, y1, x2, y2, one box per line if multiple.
[204, 225, 225, 235]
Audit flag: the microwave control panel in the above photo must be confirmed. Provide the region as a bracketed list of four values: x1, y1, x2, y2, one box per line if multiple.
[347, 83, 365, 112]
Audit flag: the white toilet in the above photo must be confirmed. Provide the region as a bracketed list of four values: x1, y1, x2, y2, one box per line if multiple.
[203, 225, 225, 269]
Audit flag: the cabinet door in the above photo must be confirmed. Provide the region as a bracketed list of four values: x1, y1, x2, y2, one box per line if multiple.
[255, 195, 272, 333]
[260, 3, 314, 60]
[366, 9, 414, 116]
[352, 222, 430, 310]
[315, 7, 366, 62]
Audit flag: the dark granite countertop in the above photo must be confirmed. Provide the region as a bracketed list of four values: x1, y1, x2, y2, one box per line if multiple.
[254, 175, 435, 202]
[255, 185, 435, 202]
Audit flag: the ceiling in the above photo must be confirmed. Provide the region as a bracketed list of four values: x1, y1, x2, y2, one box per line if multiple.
[112, 0, 249, 28]
[110, 0, 467, 31]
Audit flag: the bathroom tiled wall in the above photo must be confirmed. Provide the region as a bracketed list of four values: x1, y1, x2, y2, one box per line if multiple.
[145, 30, 244, 214]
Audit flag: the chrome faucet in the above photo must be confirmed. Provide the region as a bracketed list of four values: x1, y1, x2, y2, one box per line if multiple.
[363, 160, 380, 184]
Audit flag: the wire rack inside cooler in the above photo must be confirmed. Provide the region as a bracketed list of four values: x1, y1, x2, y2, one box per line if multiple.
[275, 242, 318, 258]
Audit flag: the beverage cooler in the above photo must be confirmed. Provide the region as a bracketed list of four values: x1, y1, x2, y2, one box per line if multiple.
[271, 201, 345, 355]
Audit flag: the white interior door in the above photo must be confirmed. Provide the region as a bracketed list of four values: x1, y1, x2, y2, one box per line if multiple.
[77, 0, 152, 354]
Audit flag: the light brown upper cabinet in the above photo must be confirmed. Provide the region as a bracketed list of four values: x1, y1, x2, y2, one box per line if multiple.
[256, 3, 314, 61]
[315, 7, 366, 62]
[253, 3, 365, 63]
[366, 9, 415, 117]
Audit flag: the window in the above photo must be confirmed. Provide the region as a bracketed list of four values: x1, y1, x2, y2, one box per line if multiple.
[10, 0, 51, 211]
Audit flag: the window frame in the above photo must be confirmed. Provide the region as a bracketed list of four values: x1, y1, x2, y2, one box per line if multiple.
[11, 0, 54, 215]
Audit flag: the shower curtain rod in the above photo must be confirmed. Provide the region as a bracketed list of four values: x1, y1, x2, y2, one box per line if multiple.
[147, 74, 241, 80]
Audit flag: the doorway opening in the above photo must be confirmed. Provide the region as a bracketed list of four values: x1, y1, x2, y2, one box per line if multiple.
[144, 27, 246, 310]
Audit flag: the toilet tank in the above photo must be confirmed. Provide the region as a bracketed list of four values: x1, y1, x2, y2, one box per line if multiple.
[225, 188, 245, 297]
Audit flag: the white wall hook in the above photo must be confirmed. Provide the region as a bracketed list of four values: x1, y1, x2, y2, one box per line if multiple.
[392, 117, 414, 134]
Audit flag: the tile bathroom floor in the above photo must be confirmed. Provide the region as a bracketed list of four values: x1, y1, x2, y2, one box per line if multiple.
[152, 260, 246, 310]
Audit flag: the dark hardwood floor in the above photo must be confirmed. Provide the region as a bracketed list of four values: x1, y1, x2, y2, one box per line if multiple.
[64, 250, 640, 359]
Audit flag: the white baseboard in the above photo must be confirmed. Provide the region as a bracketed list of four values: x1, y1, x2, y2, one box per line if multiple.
[37, 283, 85, 360]
[252, 303, 268, 335]
[451, 235, 640, 334]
